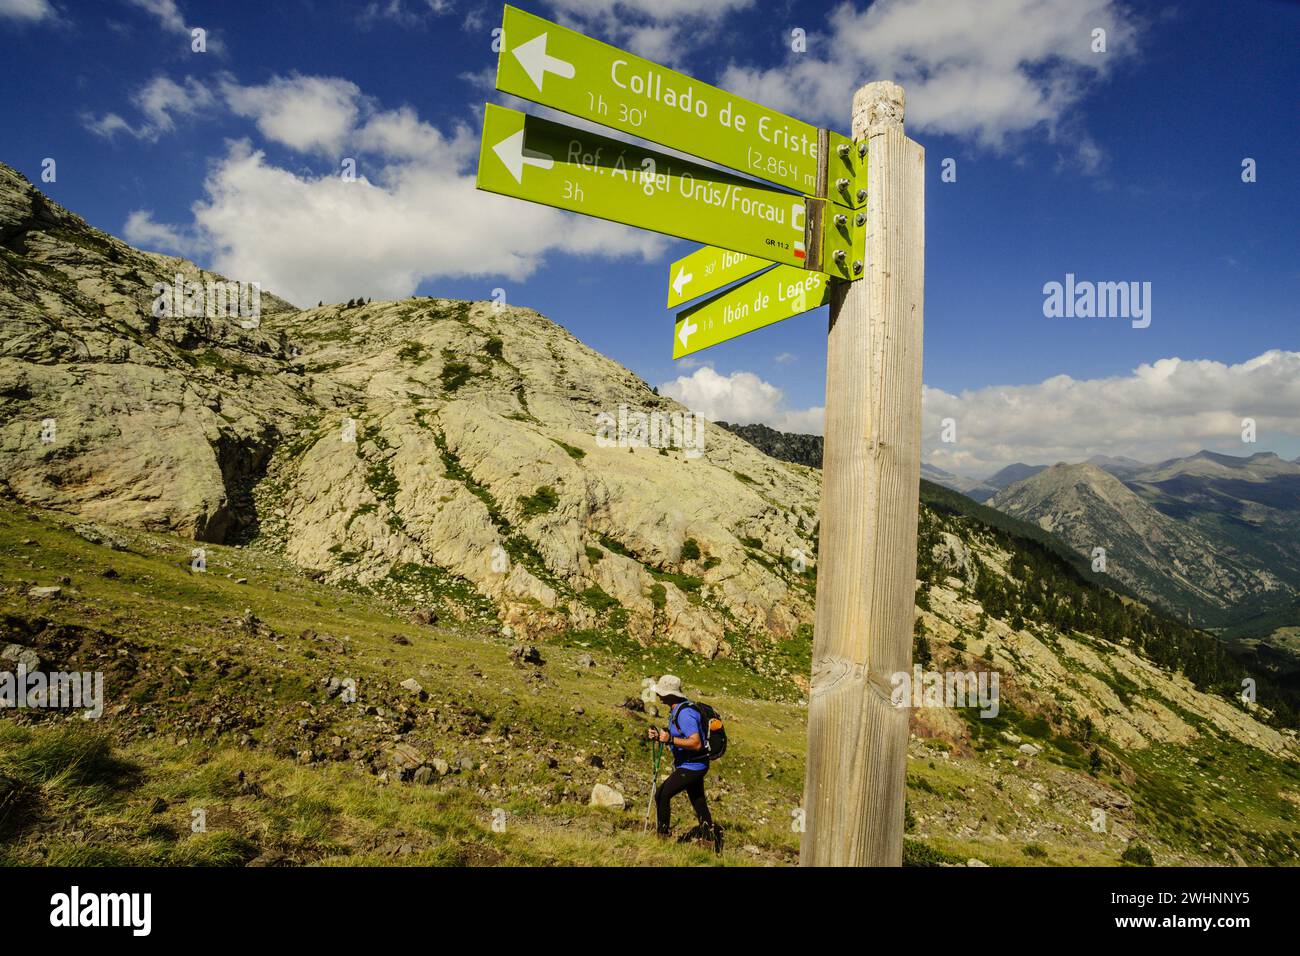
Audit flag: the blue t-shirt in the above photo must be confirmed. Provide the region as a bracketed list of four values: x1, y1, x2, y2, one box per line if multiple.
[669, 702, 708, 771]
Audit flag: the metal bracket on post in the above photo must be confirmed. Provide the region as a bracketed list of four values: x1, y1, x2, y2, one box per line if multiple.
[806, 197, 865, 282]
[815, 128, 830, 200]
[803, 196, 825, 274]
[821, 201, 853, 281]
[810, 127, 865, 280]
[827, 130, 864, 209]
[854, 137, 869, 211]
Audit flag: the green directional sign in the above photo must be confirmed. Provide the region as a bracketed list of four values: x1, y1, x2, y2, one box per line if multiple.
[496, 5, 861, 205]
[674, 265, 831, 359]
[667, 245, 771, 308]
[477, 104, 857, 277]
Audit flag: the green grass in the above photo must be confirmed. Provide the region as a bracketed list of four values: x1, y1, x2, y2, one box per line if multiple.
[1, 497, 1296, 868]
[397, 341, 426, 363]
[579, 584, 621, 614]
[439, 350, 477, 393]
[519, 486, 560, 520]
[551, 439, 586, 461]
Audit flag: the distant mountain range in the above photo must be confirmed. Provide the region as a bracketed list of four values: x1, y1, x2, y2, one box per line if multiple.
[992, 452, 1300, 634]
[715, 421, 1299, 637]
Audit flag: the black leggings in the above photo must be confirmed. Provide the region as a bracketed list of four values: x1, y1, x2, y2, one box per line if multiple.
[655, 766, 712, 834]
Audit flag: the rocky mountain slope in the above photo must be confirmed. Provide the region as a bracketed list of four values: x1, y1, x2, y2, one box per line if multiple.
[1124, 452, 1300, 631]
[0, 162, 818, 657]
[3, 162, 1299, 867]
[992, 457, 1300, 634]
[0, 162, 303, 541]
[963, 462, 1048, 503]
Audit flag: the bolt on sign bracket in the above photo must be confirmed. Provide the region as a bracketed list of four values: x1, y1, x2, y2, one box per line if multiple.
[824, 199, 862, 282]
[826, 129, 865, 209]
[854, 137, 869, 211]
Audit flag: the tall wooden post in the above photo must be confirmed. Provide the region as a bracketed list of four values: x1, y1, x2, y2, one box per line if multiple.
[800, 82, 925, 866]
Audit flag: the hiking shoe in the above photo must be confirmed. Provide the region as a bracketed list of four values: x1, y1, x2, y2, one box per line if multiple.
[676, 823, 708, 845]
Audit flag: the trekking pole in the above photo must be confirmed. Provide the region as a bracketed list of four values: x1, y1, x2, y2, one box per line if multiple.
[643, 738, 662, 833]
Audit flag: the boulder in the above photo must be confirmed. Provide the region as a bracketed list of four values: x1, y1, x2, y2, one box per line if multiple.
[509, 644, 544, 666]
[388, 743, 424, 773]
[589, 784, 625, 808]
[1, 644, 40, 671]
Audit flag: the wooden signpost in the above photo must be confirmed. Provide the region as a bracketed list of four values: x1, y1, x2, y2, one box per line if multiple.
[800, 82, 925, 867]
[476, 6, 925, 868]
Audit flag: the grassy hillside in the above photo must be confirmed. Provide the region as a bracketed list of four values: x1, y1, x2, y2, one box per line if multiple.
[3, 497, 1298, 866]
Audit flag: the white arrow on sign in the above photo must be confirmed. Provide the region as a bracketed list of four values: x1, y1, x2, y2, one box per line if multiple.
[492, 130, 554, 185]
[672, 266, 693, 299]
[512, 32, 576, 91]
[677, 317, 698, 350]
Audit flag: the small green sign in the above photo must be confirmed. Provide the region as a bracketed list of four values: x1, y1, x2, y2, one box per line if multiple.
[666, 245, 771, 308]
[496, 5, 860, 203]
[477, 104, 845, 274]
[673, 265, 831, 358]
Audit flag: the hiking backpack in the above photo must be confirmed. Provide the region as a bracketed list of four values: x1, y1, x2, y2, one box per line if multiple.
[682, 701, 728, 761]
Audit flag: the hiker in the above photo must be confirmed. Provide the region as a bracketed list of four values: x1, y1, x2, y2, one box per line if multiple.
[646, 674, 720, 850]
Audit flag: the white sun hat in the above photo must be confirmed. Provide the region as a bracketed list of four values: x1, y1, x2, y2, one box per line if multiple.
[651, 674, 685, 697]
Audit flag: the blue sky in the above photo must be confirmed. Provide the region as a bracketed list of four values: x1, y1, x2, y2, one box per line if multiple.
[2, 0, 1297, 475]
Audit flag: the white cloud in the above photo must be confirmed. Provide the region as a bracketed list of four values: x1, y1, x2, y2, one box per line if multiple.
[82, 112, 133, 138]
[179, 137, 664, 305]
[120, 68, 668, 304]
[659, 366, 823, 433]
[123, 209, 199, 256]
[661, 367, 782, 422]
[358, 0, 453, 28]
[661, 351, 1300, 471]
[128, 0, 186, 33]
[720, 0, 1137, 154]
[128, 0, 184, 32]
[773, 405, 825, 434]
[0, 0, 54, 22]
[126, 0, 223, 53]
[548, 0, 751, 19]
[83, 75, 214, 141]
[136, 75, 214, 130]
[224, 75, 362, 154]
[924, 350, 1300, 477]
[546, 0, 755, 65]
